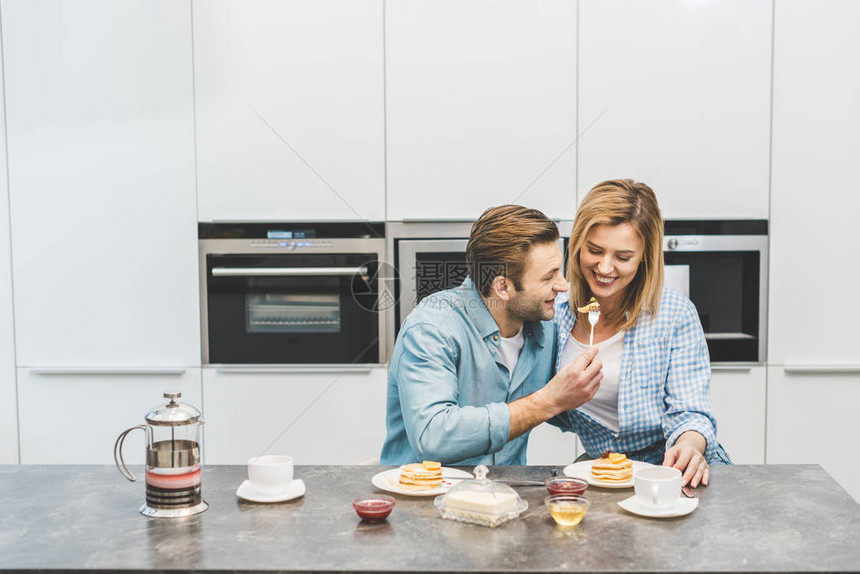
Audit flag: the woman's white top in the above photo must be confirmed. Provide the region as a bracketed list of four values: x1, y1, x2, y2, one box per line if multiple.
[497, 326, 525, 379]
[560, 328, 625, 432]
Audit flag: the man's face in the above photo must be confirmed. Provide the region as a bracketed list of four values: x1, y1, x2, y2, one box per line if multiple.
[506, 242, 568, 323]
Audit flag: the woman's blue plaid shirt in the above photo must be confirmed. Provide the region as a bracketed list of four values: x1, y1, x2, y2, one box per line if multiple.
[553, 287, 720, 462]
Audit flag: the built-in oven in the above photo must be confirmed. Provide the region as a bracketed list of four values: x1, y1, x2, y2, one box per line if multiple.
[391, 220, 767, 364]
[662, 220, 768, 363]
[200, 222, 387, 366]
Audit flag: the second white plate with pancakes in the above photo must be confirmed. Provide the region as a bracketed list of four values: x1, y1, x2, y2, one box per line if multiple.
[371, 467, 473, 496]
[563, 460, 654, 488]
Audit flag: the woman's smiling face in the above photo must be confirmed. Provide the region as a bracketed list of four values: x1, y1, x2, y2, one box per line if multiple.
[579, 223, 644, 307]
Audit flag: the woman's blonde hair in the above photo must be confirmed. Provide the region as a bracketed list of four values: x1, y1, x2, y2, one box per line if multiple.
[567, 179, 664, 330]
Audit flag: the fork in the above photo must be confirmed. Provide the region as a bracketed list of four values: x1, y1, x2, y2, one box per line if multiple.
[588, 308, 600, 347]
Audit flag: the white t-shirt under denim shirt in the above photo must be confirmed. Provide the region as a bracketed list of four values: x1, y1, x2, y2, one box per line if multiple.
[497, 326, 524, 380]
[560, 329, 625, 432]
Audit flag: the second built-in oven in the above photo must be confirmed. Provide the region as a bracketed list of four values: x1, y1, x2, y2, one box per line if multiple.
[391, 220, 767, 363]
[200, 222, 387, 366]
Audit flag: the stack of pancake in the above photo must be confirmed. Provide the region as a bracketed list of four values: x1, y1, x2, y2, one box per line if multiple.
[590, 452, 633, 483]
[396, 461, 443, 491]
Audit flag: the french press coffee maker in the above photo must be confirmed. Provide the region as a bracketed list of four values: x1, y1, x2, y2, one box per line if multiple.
[114, 391, 208, 517]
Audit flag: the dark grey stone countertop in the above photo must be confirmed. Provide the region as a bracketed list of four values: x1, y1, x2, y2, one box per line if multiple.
[1, 464, 859, 573]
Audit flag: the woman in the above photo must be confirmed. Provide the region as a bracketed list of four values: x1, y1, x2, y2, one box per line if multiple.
[555, 179, 731, 488]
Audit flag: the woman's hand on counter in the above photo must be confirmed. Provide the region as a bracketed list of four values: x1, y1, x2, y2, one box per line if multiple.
[663, 430, 709, 488]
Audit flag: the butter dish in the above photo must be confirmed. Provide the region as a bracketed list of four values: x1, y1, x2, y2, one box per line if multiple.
[434, 465, 528, 528]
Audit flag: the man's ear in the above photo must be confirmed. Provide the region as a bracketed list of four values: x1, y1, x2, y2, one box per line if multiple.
[490, 275, 511, 301]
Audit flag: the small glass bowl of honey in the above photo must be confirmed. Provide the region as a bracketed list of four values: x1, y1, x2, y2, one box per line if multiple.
[545, 494, 590, 527]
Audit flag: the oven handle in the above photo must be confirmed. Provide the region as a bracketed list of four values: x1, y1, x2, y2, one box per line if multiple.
[211, 266, 368, 277]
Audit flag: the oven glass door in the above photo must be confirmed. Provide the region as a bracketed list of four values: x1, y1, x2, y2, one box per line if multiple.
[207, 253, 379, 364]
[664, 250, 760, 362]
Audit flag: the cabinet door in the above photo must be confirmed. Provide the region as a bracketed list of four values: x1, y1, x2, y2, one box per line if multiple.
[578, 0, 771, 217]
[767, 367, 860, 502]
[3, 0, 200, 367]
[0, 37, 17, 463]
[709, 367, 766, 464]
[18, 368, 202, 464]
[202, 368, 388, 464]
[193, 0, 384, 222]
[768, 0, 860, 365]
[386, 1, 577, 220]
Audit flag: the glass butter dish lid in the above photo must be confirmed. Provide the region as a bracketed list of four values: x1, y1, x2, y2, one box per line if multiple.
[434, 465, 528, 528]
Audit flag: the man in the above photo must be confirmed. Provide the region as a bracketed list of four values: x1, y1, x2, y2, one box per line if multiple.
[380, 205, 603, 465]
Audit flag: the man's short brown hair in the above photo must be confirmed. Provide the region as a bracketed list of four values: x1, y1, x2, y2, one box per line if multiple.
[466, 205, 560, 297]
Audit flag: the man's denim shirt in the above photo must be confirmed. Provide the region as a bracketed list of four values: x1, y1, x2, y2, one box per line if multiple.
[380, 278, 557, 466]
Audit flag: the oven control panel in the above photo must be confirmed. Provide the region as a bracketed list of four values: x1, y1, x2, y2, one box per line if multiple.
[250, 240, 335, 250]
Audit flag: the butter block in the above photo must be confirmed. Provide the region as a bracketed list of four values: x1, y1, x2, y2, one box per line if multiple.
[444, 489, 518, 515]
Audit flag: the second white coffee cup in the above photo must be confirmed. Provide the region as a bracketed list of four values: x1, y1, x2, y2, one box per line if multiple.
[633, 466, 682, 508]
[248, 455, 294, 494]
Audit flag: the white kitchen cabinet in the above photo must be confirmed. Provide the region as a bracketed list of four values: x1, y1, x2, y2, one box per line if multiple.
[578, 0, 771, 217]
[202, 367, 388, 465]
[0, 34, 18, 464]
[709, 366, 766, 464]
[386, 1, 577, 220]
[526, 424, 581, 467]
[17, 368, 202, 464]
[767, 367, 860, 502]
[768, 0, 860, 365]
[193, 0, 385, 222]
[3, 0, 200, 367]
[766, 0, 860, 504]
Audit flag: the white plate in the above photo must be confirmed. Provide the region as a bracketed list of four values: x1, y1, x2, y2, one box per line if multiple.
[371, 467, 473, 497]
[618, 494, 698, 518]
[563, 460, 654, 488]
[237, 478, 306, 503]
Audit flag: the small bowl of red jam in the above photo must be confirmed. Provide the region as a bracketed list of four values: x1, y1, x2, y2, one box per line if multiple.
[353, 494, 395, 522]
[545, 477, 588, 497]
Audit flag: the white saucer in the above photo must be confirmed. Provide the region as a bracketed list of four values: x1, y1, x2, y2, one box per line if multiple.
[617, 494, 698, 518]
[237, 479, 306, 503]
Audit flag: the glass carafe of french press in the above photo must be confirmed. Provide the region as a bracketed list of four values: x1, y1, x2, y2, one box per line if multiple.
[114, 391, 208, 518]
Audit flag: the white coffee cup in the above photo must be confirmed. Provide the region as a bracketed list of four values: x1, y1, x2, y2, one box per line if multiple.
[633, 466, 682, 509]
[247, 455, 294, 494]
